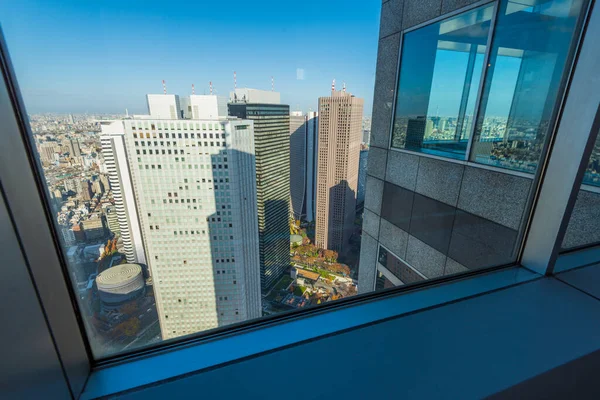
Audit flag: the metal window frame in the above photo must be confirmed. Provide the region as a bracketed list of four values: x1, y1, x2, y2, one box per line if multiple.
[0, 30, 91, 398]
[387, 0, 498, 159]
[521, 0, 600, 275]
[0, 0, 597, 396]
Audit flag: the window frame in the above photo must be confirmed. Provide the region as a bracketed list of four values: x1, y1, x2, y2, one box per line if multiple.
[0, 0, 597, 397]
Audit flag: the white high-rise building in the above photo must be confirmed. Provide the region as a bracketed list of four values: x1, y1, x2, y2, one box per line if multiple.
[146, 94, 181, 119]
[103, 115, 261, 340]
[189, 95, 228, 119]
[100, 126, 147, 265]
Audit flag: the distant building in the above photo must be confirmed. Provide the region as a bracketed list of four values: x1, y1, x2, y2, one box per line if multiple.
[81, 215, 105, 241]
[290, 113, 307, 220]
[305, 111, 318, 222]
[187, 95, 228, 119]
[316, 89, 363, 253]
[229, 90, 291, 293]
[104, 204, 120, 236]
[68, 138, 81, 158]
[100, 128, 147, 265]
[146, 94, 181, 119]
[362, 129, 371, 145]
[357, 148, 368, 207]
[102, 109, 262, 340]
[289, 111, 319, 222]
[229, 88, 280, 105]
[96, 263, 145, 308]
[39, 142, 57, 164]
[61, 227, 76, 246]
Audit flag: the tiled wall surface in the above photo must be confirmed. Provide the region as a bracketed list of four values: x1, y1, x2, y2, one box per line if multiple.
[359, 0, 535, 293]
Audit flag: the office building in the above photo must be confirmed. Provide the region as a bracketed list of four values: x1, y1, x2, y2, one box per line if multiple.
[103, 204, 120, 236]
[289, 112, 307, 220]
[81, 215, 105, 241]
[305, 111, 318, 222]
[102, 112, 261, 340]
[39, 142, 57, 164]
[229, 90, 290, 292]
[229, 88, 280, 105]
[188, 95, 228, 119]
[68, 138, 81, 158]
[100, 129, 147, 265]
[357, 148, 368, 207]
[289, 111, 319, 222]
[315, 89, 363, 253]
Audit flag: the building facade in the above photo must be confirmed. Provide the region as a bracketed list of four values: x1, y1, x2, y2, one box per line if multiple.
[315, 90, 363, 253]
[359, 0, 592, 292]
[228, 92, 290, 293]
[100, 129, 147, 265]
[108, 116, 261, 340]
[289, 112, 307, 220]
[146, 94, 181, 119]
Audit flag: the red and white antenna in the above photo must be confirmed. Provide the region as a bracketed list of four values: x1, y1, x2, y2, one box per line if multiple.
[192, 84, 195, 95]
[234, 71, 237, 90]
[343, 82, 346, 93]
[162, 80, 167, 95]
[210, 81, 213, 95]
[271, 76, 274, 92]
[331, 79, 336, 93]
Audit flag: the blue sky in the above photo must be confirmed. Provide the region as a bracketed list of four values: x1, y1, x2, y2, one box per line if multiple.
[0, 0, 382, 115]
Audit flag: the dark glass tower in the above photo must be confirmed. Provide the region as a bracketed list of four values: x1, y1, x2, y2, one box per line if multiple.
[228, 102, 291, 293]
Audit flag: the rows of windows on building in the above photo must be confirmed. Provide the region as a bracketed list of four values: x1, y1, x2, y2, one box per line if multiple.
[32, 84, 371, 357]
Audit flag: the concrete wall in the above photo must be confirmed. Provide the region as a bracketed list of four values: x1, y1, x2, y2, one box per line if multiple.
[359, 0, 537, 293]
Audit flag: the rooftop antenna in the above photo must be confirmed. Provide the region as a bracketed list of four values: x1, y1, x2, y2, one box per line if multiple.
[343, 82, 346, 93]
[331, 78, 335, 93]
[192, 84, 195, 95]
[271, 76, 274, 92]
[162, 80, 167, 95]
[234, 71, 237, 90]
[210, 81, 213, 95]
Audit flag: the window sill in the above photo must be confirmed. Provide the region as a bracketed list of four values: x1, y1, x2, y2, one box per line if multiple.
[82, 266, 537, 398]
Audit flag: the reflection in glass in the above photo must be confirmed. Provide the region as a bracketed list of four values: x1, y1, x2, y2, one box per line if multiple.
[562, 128, 600, 251]
[470, 0, 587, 173]
[391, 5, 493, 159]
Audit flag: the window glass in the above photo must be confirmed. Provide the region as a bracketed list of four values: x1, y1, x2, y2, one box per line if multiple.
[561, 128, 600, 252]
[470, 0, 586, 172]
[391, 5, 493, 159]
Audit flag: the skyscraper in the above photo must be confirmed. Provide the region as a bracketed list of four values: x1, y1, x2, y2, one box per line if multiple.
[289, 111, 319, 222]
[100, 128, 147, 265]
[315, 89, 363, 253]
[305, 111, 318, 222]
[102, 111, 261, 340]
[228, 89, 290, 293]
[290, 112, 307, 220]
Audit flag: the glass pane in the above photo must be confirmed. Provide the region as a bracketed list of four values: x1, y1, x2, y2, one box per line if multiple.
[391, 5, 494, 159]
[470, 0, 587, 173]
[561, 128, 600, 252]
[2, 0, 383, 359]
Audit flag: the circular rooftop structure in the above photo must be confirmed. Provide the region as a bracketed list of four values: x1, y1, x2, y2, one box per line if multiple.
[96, 263, 144, 306]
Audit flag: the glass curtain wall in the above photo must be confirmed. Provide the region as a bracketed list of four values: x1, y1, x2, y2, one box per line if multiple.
[391, 4, 494, 159]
